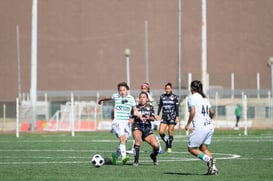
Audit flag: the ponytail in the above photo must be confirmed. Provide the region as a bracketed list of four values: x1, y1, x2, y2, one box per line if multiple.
[191, 80, 207, 98]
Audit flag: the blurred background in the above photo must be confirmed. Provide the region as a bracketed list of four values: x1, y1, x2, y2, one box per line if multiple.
[0, 0, 272, 132]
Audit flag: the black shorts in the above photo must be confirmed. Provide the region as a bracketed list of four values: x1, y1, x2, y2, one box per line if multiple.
[132, 126, 153, 141]
[161, 119, 177, 125]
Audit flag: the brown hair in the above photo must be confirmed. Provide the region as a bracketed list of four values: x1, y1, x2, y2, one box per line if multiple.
[117, 82, 130, 90]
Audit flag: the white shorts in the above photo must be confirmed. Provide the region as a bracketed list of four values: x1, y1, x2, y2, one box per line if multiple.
[188, 128, 214, 148]
[112, 121, 131, 140]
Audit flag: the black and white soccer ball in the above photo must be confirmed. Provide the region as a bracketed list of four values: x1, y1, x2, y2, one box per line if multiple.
[90, 154, 105, 167]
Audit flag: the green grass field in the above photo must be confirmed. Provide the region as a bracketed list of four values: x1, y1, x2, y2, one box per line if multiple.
[0, 129, 272, 181]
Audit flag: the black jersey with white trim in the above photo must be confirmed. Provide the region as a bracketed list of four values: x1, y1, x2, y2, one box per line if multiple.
[157, 93, 179, 121]
[133, 103, 155, 129]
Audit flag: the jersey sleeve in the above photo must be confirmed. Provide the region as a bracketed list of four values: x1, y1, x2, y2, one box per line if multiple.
[188, 95, 197, 110]
[111, 93, 118, 100]
[129, 95, 136, 107]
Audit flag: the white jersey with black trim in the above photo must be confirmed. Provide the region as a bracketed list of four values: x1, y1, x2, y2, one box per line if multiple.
[112, 93, 136, 122]
[188, 93, 213, 130]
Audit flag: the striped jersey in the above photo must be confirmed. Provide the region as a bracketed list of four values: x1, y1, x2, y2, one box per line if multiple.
[112, 93, 136, 121]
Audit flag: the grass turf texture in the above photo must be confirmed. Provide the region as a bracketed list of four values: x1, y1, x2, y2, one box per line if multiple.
[0, 129, 272, 181]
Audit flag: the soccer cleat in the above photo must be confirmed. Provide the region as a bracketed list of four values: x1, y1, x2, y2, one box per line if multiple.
[207, 158, 218, 175]
[133, 162, 139, 167]
[150, 153, 159, 166]
[207, 168, 218, 175]
[126, 148, 135, 155]
[158, 149, 165, 154]
[122, 156, 129, 165]
[167, 148, 172, 153]
[112, 152, 117, 165]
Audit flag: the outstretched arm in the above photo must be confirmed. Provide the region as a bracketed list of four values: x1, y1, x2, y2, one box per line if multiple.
[98, 97, 112, 105]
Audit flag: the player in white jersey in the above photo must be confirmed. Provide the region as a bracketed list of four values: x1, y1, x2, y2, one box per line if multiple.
[185, 80, 218, 175]
[98, 82, 142, 165]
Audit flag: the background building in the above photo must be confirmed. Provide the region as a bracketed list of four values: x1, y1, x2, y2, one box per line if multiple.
[0, 0, 272, 101]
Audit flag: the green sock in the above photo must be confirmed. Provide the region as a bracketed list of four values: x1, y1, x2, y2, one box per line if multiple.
[198, 152, 210, 162]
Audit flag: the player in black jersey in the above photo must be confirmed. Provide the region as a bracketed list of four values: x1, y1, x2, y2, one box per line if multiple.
[131, 92, 160, 166]
[156, 82, 179, 153]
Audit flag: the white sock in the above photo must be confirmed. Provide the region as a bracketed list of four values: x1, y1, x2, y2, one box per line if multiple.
[198, 152, 211, 162]
[203, 155, 211, 162]
[120, 144, 126, 159]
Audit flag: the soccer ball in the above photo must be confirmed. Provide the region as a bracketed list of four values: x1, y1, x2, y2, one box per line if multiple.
[90, 154, 105, 167]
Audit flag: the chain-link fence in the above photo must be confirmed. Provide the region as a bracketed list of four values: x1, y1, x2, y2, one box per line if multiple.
[0, 88, 272, 133]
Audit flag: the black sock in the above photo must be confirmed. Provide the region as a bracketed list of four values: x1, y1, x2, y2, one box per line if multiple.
[152, 148, 159, 157]
[168, 136, 173, 148]
[160, 134, 166, 143]
[134, 145, 140, 163]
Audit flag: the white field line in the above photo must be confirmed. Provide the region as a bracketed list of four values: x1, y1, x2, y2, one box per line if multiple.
[0, 148, 272, 165]
[0, 149, 241, 165]
[0, 136, 272, 143]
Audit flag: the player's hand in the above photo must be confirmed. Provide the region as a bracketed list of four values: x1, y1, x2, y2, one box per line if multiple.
[98, 100, 102, 105]
[175, 117, 179, 125]
[128, 118, 134, 124]
[155, 115, 160, 120]
[185, 124, 190, 131]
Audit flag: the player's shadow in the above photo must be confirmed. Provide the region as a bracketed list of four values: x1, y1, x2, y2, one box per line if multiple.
[164, 172, 204, 176]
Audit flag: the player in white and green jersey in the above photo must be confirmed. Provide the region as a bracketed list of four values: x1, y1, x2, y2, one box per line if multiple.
[98, 82, 141, 165]
[185, 80, 218, 175]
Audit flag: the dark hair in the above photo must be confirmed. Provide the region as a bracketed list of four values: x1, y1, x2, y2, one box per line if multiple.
[190, 80, 206, 98]
[117, 82, 130, 90]
[139, 91, 149, 99]
[165, 82, 172, 88]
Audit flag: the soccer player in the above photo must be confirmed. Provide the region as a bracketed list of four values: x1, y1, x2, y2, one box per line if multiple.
[155, 82, 179, 153]
[185, 80, 218, 175]
[140, 82, 153, 102]
[234, 104, 241, 129]
[127, 82, 163, 154]
[132, 92, 160, 166]
[98, 82, 141, 165]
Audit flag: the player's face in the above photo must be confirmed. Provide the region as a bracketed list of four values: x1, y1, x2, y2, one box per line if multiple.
[141, 86, 148, 93]
[119, 86, 128, 97]
[165, 85, 172, 94]
[139, 93, 148, 105]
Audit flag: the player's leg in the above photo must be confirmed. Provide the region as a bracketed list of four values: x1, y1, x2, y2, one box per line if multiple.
[144, 134, 159, 165]
[159, 122, 168, 149]
[187, 131, 211, 162]
[202, 129, 218, 175]
[132, 129, 142, 166]
[235, 116, 238, 127]
[111, 123, 122, 164]
[155, 135, 164, 154]
[112, 122, 130, 165]
[167, 123, 175, 152]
